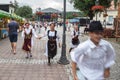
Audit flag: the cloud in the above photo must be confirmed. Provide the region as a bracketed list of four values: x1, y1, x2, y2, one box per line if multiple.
[0, 0, 78, 12]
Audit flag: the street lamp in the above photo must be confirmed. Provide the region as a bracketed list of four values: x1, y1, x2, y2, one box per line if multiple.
[95, 0, 99, 5]
[58, 0, 69, 65]
[37, 8, 41, 21]
[95, 0, 99, 20]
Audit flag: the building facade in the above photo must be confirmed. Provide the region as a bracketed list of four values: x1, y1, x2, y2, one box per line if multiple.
[93, 0, 117, 26]
[0, 4, 15, 14]
[36, 7, 62, 22]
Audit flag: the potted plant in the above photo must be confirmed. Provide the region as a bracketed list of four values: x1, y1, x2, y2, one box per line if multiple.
[91, 5, 104, 20]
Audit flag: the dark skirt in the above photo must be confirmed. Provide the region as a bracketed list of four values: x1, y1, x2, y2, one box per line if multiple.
[72, 38, 80, 45]
[22, 39, 31, 51]
[47, 40, 57, 59]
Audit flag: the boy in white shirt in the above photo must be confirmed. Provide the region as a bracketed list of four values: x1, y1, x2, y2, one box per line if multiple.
[71, 21, 115, 80]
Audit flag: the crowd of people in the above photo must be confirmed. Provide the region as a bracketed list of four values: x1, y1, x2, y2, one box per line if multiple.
[7, 18, 116, 80]
[7, 19, 61, 65]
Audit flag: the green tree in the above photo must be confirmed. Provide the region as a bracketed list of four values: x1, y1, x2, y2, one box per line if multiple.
[114, 0, 118, 8]
[66, 12, 84, 19]
[14, 0, 19, 13]
[70, 0, 112, 20]
[15, 6, 33, 19]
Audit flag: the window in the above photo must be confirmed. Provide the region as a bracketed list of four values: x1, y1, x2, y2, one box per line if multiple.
[108, 16, 113, 22]
[11, 10, 13, 13]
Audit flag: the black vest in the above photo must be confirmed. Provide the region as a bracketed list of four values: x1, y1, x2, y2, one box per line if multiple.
[47, 30, 57, 40]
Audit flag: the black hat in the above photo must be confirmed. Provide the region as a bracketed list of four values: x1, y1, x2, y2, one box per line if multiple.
[88, 21, 104, 32]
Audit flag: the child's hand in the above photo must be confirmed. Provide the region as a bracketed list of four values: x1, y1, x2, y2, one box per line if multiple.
[37, 37, 42, 39]
[104, 68, 110, 78]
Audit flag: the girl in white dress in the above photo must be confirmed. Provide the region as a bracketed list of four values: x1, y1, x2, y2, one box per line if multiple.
[40, 23, 60, 65]
[22, 23, 39, 59]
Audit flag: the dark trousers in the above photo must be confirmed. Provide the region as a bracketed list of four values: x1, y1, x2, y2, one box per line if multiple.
[69, 48, 73, 53]
[48, 57, 51, 63]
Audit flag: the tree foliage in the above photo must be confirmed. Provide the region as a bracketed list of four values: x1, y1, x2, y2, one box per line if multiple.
[66, 12, 84, 19]
[15, 6, 33, 19]
[70, 0, 112, 20]
[114, 0, 118, 8]
[14, 0, 19, 13]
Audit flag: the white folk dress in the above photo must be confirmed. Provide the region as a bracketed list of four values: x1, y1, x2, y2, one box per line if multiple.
[71, 39, 115, 80]
[42, 30, 60, 57]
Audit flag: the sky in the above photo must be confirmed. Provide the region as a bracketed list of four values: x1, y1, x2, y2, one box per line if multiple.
[0, 0, 78, 12]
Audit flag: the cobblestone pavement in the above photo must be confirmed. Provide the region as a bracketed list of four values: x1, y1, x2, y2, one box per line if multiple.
[106, 41, 120, 80]
[0, 26, 120, 80]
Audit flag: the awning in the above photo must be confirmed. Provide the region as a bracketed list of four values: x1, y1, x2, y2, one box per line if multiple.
[11, 14, 23, 21]
[0, 10, 11, 18]
[69, 18, 79, 23]
[0, 10, 23, 21]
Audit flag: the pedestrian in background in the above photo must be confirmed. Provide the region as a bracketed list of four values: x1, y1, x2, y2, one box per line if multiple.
[84, 25, 89, 34]
[71, 21, 115, 80]
[8, 18, 19, 55]
[67, 22, 71, 32]
[69, 25, 80, 53]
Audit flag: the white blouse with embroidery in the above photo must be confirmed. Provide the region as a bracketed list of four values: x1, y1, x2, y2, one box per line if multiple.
[42, 30, 60, 43]
[41, 30, 60, 56]
[21, 27, 38, 46]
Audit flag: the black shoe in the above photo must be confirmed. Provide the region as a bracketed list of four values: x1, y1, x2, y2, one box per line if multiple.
[13, 53, 16, 55]
[25, 56, 29, 59]
[13, 51, 16, 55]
[76, 67, 79, 70]
[30, 55, 32, 57]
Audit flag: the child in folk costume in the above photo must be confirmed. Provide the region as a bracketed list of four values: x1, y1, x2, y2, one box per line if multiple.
[40, 23, 60, 65]
[71, 21, 115, 80]
[22, 23, 39, 59]
[69, 25, 80, 52]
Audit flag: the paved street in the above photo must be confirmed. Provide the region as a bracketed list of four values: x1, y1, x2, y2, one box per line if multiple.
[0, 26, 120, 80]
[105, 40, 120, 80]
